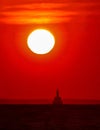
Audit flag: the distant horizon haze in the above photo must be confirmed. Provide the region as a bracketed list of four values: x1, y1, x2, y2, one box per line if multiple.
[0, 98, 100, 104]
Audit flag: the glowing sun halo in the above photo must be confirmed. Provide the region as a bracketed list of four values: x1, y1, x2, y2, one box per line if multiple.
[27, 29, 55, 54]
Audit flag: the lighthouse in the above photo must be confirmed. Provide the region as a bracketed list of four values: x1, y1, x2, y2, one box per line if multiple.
[53, 89, 63, 104]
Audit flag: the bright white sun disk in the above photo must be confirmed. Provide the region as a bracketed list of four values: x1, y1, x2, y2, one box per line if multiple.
[27, 29, 55, 54]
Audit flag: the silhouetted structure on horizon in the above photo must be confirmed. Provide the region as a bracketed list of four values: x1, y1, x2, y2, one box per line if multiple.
[53, 89, 63, 104]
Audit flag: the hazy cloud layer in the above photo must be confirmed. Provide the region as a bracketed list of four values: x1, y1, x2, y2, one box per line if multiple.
[0, 2, 100, 24]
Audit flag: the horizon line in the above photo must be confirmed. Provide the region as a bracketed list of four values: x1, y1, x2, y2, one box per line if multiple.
[0, 99, 100, 104]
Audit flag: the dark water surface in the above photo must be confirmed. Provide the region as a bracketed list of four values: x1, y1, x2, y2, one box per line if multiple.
[0, 105, 100, 130]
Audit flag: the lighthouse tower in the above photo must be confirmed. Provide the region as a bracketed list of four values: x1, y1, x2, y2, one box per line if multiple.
[53, 89, 63, 104]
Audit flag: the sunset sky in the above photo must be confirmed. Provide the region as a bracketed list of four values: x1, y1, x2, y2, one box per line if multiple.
[0, 0, 100, 102]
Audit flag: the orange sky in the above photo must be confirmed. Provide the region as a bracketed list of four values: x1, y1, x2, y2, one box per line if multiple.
[0, 0, 100, 102]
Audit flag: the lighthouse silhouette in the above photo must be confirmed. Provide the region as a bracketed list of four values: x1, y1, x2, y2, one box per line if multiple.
[53, 89, 63, 104]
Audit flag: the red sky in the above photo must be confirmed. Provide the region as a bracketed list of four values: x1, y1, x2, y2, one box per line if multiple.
[0, 0, 100, 101]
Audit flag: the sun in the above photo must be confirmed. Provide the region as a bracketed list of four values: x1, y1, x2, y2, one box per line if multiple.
[27, 29, 55, 54]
